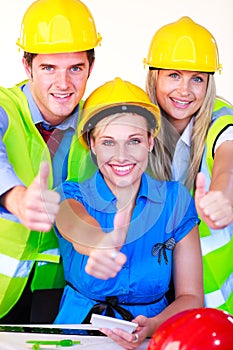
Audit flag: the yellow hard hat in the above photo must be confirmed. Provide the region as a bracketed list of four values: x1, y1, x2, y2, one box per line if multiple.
[16, 0, 102, 53]
[79, 77, 161, 148]
[144, 16, 221, 73]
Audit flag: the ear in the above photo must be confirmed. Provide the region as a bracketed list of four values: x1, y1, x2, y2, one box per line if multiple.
[88, 59, 95, 78]
[89, 135, 96, 155]
[148, 133, 154, 152]
[22, 56, 32, 80]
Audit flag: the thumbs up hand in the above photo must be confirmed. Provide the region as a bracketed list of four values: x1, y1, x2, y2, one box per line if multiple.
[195, 172, 233, 229]
[19, 161, 60, 231]
[85, 209, 128, 280]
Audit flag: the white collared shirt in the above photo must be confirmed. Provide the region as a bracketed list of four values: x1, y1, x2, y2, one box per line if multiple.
[172, 118, 233, 184]
[172, 118, 193, 184]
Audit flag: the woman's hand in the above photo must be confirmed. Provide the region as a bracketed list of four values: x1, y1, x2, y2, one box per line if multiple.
[85, 209, 129, 279]
[99, 315, 149, 349]
[195, 172, 233, 228]
[85, 247, 127, 280]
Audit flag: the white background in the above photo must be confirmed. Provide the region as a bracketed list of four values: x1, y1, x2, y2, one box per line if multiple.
[1, 0, 232, 102]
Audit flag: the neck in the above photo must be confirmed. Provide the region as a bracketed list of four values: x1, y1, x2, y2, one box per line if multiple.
[162, 110, 191, 135]
[171, 120, 190, 135]
[116, 188, 137, 210]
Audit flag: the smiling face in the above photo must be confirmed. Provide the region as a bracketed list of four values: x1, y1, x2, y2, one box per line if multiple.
[156, 69, 208, 132]
[90, 113, 154, 197]
[23, 52, 93, 125]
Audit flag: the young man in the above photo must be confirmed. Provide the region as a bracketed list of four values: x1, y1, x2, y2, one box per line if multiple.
[0, 0, 101, 323]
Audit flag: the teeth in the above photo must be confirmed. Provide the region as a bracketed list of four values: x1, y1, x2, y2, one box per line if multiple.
[112, 165, 133, 172]
[172, 98, 189, 105]
[53, 93, 71, 98]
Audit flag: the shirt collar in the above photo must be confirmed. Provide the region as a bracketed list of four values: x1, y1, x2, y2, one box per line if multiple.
[86, 171, 164, 212]
[138, 172, 165, 203]
[179, 117, 194, 147]
[21, 82, 78, 131]
[88, 171, 116, 211]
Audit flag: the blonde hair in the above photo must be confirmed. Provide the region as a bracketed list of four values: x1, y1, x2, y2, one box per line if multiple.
[91, 112, 154, 139]
[146, 70, 216, 190]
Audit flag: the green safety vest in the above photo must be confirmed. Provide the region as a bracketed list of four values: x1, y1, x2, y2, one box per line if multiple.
[199, 98, 233, 314]
[0, 83, 97, 317]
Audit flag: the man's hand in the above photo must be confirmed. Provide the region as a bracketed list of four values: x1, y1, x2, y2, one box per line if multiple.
[17, 161, 60, 231]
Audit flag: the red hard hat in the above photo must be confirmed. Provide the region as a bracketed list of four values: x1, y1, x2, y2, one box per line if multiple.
[148, 308, 233, 350]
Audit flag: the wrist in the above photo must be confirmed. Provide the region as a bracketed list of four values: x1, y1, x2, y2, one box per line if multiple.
[2, 185, 27, 217]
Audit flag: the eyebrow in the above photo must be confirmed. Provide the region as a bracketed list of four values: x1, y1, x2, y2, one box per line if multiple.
[39, 62, 86, 68]
[169, 69, 206, 75]
[98, 132, 145, 139]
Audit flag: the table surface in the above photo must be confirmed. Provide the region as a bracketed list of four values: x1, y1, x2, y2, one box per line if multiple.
[0, 330, 150, 350]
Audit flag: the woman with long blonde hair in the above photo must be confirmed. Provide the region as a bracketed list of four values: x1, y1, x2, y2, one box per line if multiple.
[54, 78, 203, 348]
[144, 16, 233, 314]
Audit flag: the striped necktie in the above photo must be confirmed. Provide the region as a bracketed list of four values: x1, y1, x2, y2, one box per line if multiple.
[36, 123, 64, 158]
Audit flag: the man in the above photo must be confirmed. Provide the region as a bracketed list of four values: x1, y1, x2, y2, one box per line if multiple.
[0, 0, 101, 323]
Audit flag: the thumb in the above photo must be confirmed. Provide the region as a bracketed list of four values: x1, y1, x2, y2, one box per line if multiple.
[195, 172, 206, 202]
[34, 161, 50, 190]
[113, 209, 130, 249]
[114, 209, 126, 229]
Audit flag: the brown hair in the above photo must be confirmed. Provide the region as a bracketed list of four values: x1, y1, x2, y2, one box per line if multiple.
[23, 49, 95, 70]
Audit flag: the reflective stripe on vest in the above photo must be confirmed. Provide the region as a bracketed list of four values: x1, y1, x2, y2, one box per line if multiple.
[204, 272, 233, 309]
[0, 255, 33, 278]
[201, 228, 232, 256]
[0, 248, 60, 277]
[0, 218, 62, 317]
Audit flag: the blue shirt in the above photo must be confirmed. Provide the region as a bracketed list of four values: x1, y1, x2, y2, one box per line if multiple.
[0, 82, 78, 220]
[54, 171, 199, 324]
